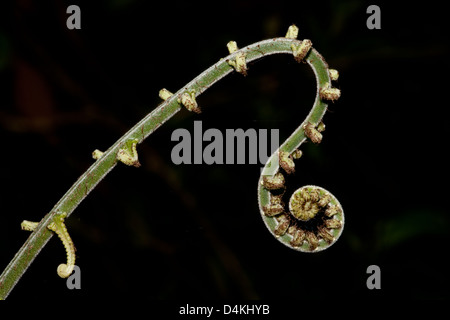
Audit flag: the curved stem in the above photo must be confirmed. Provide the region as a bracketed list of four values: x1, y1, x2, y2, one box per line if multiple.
[0, 37, 332, 298]
[258, 43, 335, 251]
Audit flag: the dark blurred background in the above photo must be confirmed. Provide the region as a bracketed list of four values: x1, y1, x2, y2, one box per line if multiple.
[0, 0, 449, 303]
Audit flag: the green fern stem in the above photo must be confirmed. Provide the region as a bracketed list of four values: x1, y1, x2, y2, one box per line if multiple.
[0, 36, 339, 299]
[258, 42, 344, 252]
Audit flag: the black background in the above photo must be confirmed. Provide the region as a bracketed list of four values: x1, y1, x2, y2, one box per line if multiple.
[0, 0, 449, 307]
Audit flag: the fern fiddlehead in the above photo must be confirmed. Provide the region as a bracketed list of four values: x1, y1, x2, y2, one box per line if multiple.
[0, 24, 343, 298]
[258, 26, 344, 252]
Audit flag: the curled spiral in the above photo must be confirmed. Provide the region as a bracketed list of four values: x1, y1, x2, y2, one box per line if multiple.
[57, 263, 75, 278]
[258, 32, 344, 252]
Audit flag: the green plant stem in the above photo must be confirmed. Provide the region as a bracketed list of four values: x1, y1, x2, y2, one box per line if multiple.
[0, 37, 330, 299]
[258, 43, 333, 251]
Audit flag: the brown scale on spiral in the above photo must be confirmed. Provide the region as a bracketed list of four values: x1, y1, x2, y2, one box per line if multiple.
[260, 144, 344, 252]
[264, 184, 344, 252]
